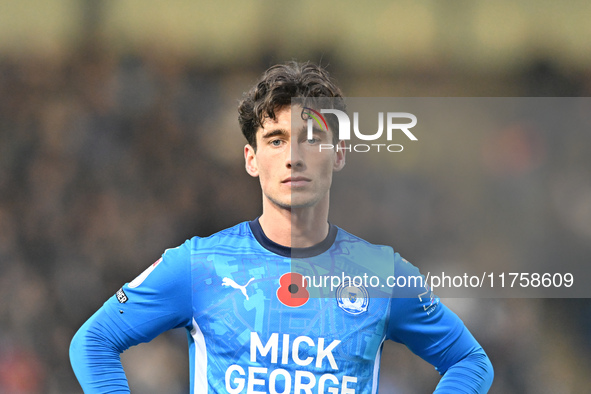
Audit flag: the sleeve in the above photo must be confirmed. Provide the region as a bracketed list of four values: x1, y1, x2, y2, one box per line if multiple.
[69, 240, 194, 393]
[386, 255, 494, 393]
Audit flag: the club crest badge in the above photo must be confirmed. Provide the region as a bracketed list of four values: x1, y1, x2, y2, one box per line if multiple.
[336, 280, 369, 315]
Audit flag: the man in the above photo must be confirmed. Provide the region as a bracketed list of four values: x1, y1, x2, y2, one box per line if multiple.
[70, 61, 493, 393]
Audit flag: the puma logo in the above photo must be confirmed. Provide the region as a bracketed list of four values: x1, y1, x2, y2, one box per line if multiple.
[222, 277, 255, 300]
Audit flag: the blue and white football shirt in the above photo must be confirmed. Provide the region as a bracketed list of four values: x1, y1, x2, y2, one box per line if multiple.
[70, 219, 493, 393]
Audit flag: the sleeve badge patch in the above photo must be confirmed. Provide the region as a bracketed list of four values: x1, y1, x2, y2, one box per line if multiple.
[115, 288, 128, 303]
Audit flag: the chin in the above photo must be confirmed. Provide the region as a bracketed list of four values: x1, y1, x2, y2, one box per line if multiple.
[267, 197, 315, 210]
[288, 198, 320, 209]
[266, 191, 322, 210]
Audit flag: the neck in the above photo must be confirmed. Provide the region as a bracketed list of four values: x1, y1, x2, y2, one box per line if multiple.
[259, 198, 330, 248]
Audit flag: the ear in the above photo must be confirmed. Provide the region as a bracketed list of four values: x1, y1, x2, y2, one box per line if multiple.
[333, 140, 346, 172]
[244, 144, 259, 177]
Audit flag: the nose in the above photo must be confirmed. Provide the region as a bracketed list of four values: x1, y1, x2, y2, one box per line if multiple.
[287, 141, 304, 169]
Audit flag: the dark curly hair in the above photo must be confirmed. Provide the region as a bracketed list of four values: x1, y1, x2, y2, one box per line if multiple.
[238, 61, 345, 149]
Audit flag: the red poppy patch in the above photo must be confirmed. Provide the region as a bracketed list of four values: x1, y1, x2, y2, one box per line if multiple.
[276, 272, 309, 307]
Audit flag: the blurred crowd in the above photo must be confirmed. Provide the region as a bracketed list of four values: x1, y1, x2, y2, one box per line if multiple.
[0, 43, 262, 393]
[1, 43, 590, 393]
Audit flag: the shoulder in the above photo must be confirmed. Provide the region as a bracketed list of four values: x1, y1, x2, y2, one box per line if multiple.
[331, 225, 411, 285]
[338, 225, 415, 260]
[334, 225, 423, 288]
[187, 221, 252, 249]
[150, 222, 251, 269]
[333, 225, 406, 262]
[334, 226, 389, 248]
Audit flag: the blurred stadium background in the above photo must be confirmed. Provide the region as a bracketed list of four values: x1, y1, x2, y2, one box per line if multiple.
[1, 1, 590, 393]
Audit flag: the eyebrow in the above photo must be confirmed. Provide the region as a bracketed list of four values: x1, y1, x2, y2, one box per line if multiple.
[261, 128, 288, 139]
[297, 125, 327, 136]
[260, 126, 328, 140]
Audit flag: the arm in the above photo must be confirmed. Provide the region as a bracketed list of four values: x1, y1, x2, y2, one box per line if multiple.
[387, 256, 493, 393]
[435, 349, 493, 393]
[69, 309, 136, 393]
[70, 241, 193, 393]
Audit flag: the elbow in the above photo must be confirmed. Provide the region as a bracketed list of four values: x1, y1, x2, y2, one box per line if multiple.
[69, 327, 84, 364]
[439, 348, 495, 393]
[468, 349, 494, 392]
[481, 352, 494, 391]
[70, 323, 91, 375]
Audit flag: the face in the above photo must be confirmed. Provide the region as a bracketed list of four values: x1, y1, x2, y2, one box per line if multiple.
[244, 106, 346, 210]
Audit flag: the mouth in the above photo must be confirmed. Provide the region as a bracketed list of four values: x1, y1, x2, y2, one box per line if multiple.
[282, 177, 311, 187]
